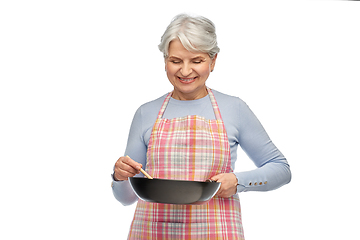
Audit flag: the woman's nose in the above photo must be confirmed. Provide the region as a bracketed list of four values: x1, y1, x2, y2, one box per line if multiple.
[180, 63, 192, 76]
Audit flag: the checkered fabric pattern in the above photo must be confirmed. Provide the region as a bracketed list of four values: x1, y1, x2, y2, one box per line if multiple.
[128, 89, 244, 239]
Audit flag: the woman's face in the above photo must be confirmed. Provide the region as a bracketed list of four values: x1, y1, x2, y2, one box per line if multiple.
[165, 39, 217, 100]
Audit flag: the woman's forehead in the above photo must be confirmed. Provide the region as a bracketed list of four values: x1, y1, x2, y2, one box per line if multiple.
[168, 40, 209, 59]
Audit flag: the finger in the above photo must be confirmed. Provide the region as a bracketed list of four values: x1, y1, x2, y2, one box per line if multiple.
[114, 169, 136, 180]
[215, 187, 224, 197]
[116, 168, 138, 179]
[117, 161, 139, 175]
[122, 156, 142, 171]
[115, 156, 141, 174]
[210, 173, 224, 182]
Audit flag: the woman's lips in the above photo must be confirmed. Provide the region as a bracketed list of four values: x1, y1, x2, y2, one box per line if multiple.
[178, 76, 197, 84]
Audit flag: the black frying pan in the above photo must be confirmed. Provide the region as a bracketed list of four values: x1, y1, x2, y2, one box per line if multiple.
[129, 177, 221, 205]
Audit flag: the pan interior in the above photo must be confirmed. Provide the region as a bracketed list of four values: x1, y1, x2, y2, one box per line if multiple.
[129, 178, 220, 205]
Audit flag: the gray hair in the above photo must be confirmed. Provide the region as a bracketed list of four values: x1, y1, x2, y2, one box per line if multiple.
[158, 14, 220, 59]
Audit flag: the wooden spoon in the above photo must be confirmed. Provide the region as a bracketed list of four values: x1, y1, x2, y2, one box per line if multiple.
[139, 168, 153, 179]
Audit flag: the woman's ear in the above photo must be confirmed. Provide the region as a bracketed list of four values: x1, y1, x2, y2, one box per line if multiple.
[210, 54, 218, 72]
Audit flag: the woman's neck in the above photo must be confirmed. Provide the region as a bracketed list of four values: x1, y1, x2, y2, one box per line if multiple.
[171, 86, 208, 101]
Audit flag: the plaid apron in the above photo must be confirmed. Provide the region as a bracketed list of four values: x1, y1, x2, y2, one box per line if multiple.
[128, 88, 244, 239]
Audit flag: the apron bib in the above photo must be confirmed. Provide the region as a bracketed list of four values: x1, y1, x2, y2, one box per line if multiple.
[128, 89, 244, 240]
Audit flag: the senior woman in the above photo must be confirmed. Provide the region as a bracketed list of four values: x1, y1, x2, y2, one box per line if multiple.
[112, 14, 291, 239]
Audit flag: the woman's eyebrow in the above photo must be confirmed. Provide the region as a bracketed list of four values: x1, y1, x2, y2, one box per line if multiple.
[192, 56, 206, 60]
[168, 56, 181, 60]
[168, 56, 205, 60]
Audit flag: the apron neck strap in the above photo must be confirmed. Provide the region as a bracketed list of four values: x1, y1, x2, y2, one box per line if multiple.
[207, 88, 223, 121]
[157, 87, 223, 121]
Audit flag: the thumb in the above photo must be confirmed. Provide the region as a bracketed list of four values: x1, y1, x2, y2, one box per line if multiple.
[210, 173, 223, 182]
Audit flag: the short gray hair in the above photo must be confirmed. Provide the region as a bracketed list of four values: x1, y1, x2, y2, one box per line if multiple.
[158, 14, 220, 59]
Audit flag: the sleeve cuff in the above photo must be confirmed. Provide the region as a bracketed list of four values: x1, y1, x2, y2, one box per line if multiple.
[234, 172, 269, 193]
[112, 172, 126, 181]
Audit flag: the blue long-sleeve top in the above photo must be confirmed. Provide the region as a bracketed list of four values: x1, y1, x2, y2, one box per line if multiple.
[112, 89, 291, 206]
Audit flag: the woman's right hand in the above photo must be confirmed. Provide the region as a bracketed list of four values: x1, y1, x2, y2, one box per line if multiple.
[113, 156, 143, 181]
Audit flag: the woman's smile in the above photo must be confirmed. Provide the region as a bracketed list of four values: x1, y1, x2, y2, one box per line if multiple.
[177, 76, 197, 83]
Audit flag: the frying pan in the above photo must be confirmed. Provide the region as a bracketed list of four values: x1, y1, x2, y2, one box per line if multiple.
[129, 177, 221, 205]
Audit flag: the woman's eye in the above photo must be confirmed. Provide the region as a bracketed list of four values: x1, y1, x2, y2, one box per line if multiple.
[193, 59, 204, 64]
[171, 61, 181, 64]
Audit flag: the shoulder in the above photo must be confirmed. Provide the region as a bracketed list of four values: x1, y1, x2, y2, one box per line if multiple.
[136, 93, 168, 115]
[131, 93, 168, 134]
[129, 93, 169, 144]
[211, 89, 248, 111]
[211, 89, 256, 130]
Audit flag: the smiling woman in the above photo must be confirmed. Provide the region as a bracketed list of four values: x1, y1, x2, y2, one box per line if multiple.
[112, 13, 291, 240]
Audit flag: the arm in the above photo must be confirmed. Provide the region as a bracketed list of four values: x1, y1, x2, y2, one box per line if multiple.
[111, 107, 148, 206]
[234, 100, 291, 193]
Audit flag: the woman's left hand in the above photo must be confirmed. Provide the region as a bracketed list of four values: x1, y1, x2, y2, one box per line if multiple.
[211, 173, 238, 198]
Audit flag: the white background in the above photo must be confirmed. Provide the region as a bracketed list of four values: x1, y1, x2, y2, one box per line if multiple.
[1, 1, 359, 239]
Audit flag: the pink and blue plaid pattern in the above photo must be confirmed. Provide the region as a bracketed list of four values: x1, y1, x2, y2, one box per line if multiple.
[128, 88, 244, 239]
